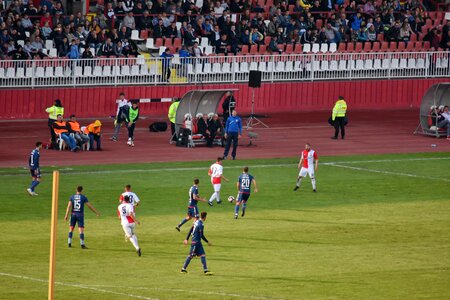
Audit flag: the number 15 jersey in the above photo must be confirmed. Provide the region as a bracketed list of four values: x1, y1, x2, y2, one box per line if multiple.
[70, 194, 89, 214]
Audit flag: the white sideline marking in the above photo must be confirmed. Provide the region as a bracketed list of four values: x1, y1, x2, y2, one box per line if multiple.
[2, 157, 450, 177]
[0, 272, 280, 300]
[328, 163, 450, 182]
[0, 272, 159, 300]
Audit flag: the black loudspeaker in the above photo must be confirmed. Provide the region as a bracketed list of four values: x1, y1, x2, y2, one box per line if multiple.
[249, 70, 262, 88]
[176, 128, 191, 147]
[149, 122, 168, 132]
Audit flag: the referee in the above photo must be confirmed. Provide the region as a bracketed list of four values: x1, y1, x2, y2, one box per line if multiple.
[331, 96, 347, 140]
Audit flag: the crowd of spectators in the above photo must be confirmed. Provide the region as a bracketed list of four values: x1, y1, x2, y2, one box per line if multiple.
[0, 0, 449, 60]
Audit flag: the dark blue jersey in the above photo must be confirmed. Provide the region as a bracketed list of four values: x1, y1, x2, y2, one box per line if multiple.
[70, 194, 89, 214]
[191, 219, 206, 244]
[29, 148, 40, 169]
[188, 185, 199, 207]
[238, 173, 254, 194]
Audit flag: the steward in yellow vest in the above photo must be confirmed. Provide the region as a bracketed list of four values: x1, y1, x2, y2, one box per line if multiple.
[45, 99, 64, 148]
[331, 96, 347, 140]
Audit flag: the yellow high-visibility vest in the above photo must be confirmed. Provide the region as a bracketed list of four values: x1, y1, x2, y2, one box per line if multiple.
[168, 101, 179, 124]
[45, 105, 64, 120]
[332, 100, 347, 121]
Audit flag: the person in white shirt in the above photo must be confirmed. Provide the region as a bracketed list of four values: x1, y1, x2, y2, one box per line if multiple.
[207, 157, 229, 206]
[437, 105, 450, 140]
[111, 92, 131, 141]
[118, 195, 141, 256]
[119, 184, 141, 207]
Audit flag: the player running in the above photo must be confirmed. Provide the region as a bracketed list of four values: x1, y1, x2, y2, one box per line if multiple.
[119, 184, 140, 207]
[176, 179, 208, 231]
[181, 211, 213, 275]
[294, 143, 318, 192]
[64, 186, 100, 249]
[118, 195, 142, 256]
[27, 141, 43, 196]
[234, 166, 258, 219]
[207, 157, 229, 206]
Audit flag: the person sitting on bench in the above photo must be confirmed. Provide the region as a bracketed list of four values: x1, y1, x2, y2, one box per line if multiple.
[197, 113, 213, 147]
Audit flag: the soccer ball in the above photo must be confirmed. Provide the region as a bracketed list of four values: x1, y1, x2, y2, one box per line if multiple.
[228, 196, 235, 203]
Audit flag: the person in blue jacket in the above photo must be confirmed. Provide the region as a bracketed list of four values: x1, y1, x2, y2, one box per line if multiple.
[223, 110, 242, 160]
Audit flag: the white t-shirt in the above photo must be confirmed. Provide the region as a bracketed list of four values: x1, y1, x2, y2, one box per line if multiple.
[120, 191, 140, 206]
[116, 99, 131, 116]
[118, 203, 135, 226]
[209, 162, 223, 184]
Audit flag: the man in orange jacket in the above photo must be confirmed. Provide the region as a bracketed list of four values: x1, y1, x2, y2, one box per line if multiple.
[84, 120, 103, 151]
[53, 114, 79, 151]
[67, 115, 89, 147]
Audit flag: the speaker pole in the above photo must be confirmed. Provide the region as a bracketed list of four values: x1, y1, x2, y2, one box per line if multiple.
[246, 88, 269, 129]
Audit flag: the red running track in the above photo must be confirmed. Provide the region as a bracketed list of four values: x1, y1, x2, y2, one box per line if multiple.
[0, 109, 449, 168]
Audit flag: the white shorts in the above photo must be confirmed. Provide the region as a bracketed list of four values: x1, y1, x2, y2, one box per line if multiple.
[212, 183, 221, 192]
[299, 167, 315, 178]
[122, 223, 136, 237]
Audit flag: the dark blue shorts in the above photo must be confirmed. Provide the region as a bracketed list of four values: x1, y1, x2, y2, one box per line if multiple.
[30, 168, 41, 178]
[189, 243, 205, 256]
[187, 206, 199, 218]
[70, 213, 85, 228]
[237, 193, 250, 202]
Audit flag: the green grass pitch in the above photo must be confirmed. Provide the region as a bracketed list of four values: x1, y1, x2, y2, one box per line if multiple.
[1, 152, 449, 299]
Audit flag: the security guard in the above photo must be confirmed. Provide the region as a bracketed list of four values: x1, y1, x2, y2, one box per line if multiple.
[45, 99, 64, 148]
[331, 96, 347, 140]
[168, 99, 180, 142]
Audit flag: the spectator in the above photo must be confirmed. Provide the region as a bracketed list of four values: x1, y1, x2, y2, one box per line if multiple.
[437, 106, 450, 139]
[357, 26, 368, 42]
[269, 36, 283, 54]
[399, 22, 413, 42]
[84, 120, 103, 151]
[164, 22, 179, 39]
[324, 23, 339, 43]
[41, 21, 52, 40]
[118, 26, 131, 41]
[160, 48, 174, 82]
[122, 11, 136, 30]
[183, 24, 197, 46]
[208, 113, 223, 145]
[153, 19, 165, 39]
[386, 20, 401, 41]
[68, 39, 80, 59]
[190, 42, 204, 57]
[114, 40, 125, 56]
[82, 46, 94, 59]
[67, 115, 90, 148]
[250, 27, 264, 45]
[198, 114, 213, 147]
[367, 24, 377, 42]
[267, 16, 278, 37]
[216, 33, 230, 55]
[53, 114, 79, 152]
[364, 0, 376, 14]
[100, 38, 114, 57]
[30, 36, 47, 58]
[9, 45, 28, 60]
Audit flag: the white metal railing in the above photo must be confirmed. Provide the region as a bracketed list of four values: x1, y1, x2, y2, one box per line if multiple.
[0, 51, 449, 88]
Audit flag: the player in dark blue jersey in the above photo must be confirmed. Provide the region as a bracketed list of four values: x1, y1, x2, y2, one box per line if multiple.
[27, 141, 43, 196]
[64, 186, 100, 249]
[234, 166, 258, 219]
[176, 178, 208, 232]
[181, 211, 213, 275]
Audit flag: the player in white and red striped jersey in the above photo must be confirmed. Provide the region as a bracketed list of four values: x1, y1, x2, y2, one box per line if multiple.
[207, 157, 229, 206]
[294, 143, 319, 192]
[118, 195, 141, 256]
[119, 184, 140, 207]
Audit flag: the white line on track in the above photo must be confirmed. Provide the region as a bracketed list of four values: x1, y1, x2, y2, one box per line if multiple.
[328, 163, 450, 182]
[0, 272, 281, 300]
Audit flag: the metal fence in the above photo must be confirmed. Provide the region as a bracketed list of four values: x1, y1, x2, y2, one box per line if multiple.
[0, 51, 449, 88]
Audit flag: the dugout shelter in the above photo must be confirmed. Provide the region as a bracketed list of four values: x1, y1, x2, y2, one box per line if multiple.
[415, 83, 450, 138]
[174, 89, 238, 136]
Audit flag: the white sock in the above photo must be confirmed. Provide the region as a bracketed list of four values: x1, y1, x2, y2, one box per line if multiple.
[209, 192, 216, 203]
[296, 177, 302, 187]
[130, 235, 139, 250]
[311, 178, 316, 190]
[215, 191, 221, 202]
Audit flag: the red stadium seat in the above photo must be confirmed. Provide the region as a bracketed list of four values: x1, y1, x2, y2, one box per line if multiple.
[315, 19, 323, 29]
[258, 44, 267, 54]
[380, 42, 388, 52]
[354, 42, 362, 52]
[363, 42, 371, 52]
[372, 41, 380, 52]
[173, 38, 182, 50]
[388, 41, 397, 51]
[346, 42, 354, 52]
[155, 38, 163, 48]
[397, 42, 405, 52]
[423, 41, 430, 50]
[410, 33, 417, 42]
[241, 45, 249, 54]
[338, 42, 346, 52]
[140, 30, 148, 40]
[293, 43, 302, 53]
[164, 38, 173, 48]
[250, 44, 258, 54]
[413, 41, 423, 51]
[285, 44, 293, 54]
[264, 36, 271, 45]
